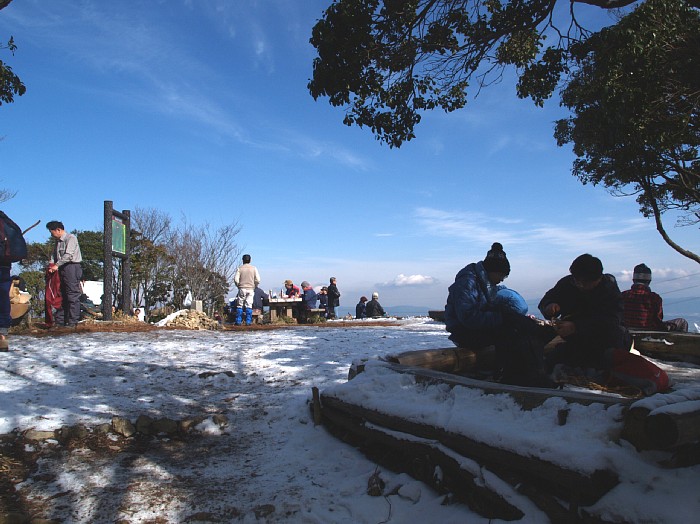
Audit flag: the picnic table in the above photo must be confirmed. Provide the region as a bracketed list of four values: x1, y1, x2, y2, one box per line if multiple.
[268, 297, 302, 322]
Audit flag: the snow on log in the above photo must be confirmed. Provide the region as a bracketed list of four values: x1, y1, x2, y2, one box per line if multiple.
[319, 393, 619, 509]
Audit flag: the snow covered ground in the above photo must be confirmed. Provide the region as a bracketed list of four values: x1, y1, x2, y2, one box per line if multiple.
[1, 317, 699, 523]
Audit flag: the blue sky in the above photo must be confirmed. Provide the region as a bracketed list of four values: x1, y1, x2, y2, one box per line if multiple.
[1, 0, 698, 316]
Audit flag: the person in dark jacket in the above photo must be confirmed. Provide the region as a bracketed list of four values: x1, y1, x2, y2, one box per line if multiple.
[318, 287, 328, 316]
[356, 296, 367, 319]
[445, 242, 555, 388]
[539, 253, 631, 372]
[365, 292, 386, 318]
[326, 277, 340, 319]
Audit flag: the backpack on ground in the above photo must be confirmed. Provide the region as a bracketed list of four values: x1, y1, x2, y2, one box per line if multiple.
[608, 348, 670, 396]
[0, 210, 28, 264]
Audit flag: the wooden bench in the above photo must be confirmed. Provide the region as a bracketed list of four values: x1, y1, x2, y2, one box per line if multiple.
[298, 308, 326, 323]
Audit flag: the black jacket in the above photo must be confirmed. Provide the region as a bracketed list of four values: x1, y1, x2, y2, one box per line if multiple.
[538, 274, 629, 350]
[365, 299, 385, 318]
[327, 283, 340, 307]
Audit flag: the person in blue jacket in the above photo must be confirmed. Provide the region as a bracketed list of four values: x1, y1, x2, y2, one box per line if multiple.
[445, 243, 555, 388]
[297, 281, 318, 323]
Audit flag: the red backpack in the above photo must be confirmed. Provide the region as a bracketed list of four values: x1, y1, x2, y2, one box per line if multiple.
[608, 348, 670, 396]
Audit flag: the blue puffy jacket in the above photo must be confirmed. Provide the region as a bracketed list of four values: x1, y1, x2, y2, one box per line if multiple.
[445, 261, 502, 335]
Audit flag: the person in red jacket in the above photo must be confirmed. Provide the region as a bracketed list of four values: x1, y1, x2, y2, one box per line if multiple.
[621, 263, 688, 332]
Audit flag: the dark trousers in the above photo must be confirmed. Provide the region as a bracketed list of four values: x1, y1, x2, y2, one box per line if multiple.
[449, 312, 555, 381]
[0, 265, 10, 333]
[56, 263, 83, 326]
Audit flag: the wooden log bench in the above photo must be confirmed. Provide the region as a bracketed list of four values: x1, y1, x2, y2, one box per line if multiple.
[630, 330, 700, 364]
[299, 308, 326, 323]
[318, 391, 620, 520]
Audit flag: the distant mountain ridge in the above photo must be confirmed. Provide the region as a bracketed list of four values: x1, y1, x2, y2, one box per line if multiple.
[336, 305, 436, 318]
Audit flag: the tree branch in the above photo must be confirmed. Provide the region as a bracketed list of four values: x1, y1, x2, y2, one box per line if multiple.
[644, 181, 700, 264]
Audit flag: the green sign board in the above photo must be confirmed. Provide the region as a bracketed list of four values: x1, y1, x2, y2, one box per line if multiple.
[112, 217, 126, 255]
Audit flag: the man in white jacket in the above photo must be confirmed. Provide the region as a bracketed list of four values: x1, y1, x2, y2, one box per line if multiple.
[233, 254, 261, 325]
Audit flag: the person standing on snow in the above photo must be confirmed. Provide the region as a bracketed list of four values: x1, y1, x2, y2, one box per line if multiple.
[326, 277, 340, 319]
[233, 254, 261, 326]
[46, 221, 83, 328]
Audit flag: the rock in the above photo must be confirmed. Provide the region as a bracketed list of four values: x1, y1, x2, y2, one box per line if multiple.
[212, 414, 229, 428]
[23, 430, 55, 441]
[94, 423, 113, 434]
[152, 417, 178, 435]
[57, 425, 89, 442]
[112, 416, 136, 437]
[135, 414, 154, 435]
[179, 416, 206, 434]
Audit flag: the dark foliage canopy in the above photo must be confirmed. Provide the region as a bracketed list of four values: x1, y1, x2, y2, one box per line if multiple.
[555, 0, 700, 262]
[309, 0, 698, 147]
[309, 0, 699, 262]
[0, 0, 25, 107]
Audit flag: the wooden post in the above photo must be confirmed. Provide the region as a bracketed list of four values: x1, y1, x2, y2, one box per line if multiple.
[103, 201, 113, 320]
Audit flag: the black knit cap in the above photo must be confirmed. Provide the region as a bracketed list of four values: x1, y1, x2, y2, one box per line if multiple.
[482, 242, 510, 275]
[633, 263, 652, 283]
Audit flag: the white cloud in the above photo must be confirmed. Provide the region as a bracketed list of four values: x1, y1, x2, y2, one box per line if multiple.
[618, 267, 697, 284]
[381, 274, 437, 287]
[413, 206, 650, 255]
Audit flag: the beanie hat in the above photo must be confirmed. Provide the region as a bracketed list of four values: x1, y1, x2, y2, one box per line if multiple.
[633, 263, 652, 283]
[372, 292, 379, 299]
[482, 242, 511, 275]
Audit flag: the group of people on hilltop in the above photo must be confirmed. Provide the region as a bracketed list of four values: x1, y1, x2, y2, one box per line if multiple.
[356, 292, 386, 319]
[445, 242, 688, 389]
[279, 277, 341, 321]
[230, 255, 342, 325]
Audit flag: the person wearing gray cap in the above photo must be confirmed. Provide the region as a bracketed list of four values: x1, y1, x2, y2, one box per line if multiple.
[365, 292, 386, 318]
[621, 263, 688, 332]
